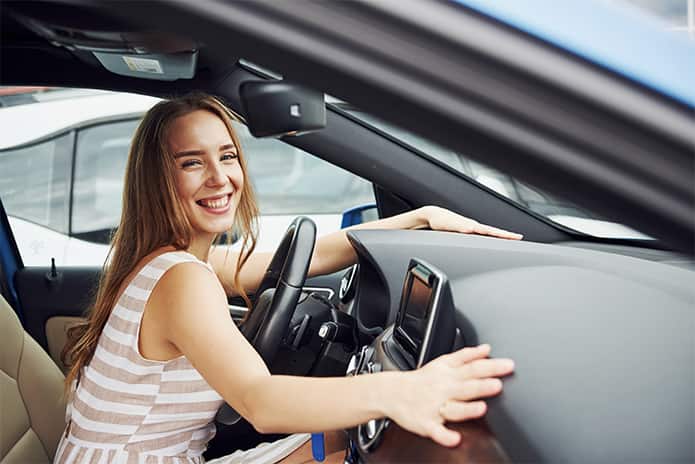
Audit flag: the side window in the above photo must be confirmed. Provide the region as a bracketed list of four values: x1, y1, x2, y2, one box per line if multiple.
[236, 123, 374, 214]
[0, 134, 73, 263]
[344, 107, 651, 239]
[234, 122, 375, 250]
[71, 120, 139, 243]
[2, 94, 376, 266]
[0, 134, 73, 232]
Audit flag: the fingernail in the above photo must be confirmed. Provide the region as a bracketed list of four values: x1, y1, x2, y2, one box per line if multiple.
[500, 359, 515, 370]
[479, 343, 490, 350]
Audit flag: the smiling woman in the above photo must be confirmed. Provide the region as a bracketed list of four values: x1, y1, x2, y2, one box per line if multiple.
[170, 112, 245, 245]
[55, 93, 519, 464]
[1, 1, 693, 463]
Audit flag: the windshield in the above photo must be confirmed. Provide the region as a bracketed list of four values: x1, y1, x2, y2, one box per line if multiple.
[340, 106, 652, 240]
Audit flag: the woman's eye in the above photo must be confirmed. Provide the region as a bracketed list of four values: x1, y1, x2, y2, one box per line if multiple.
[181, 159, 202, 168]
[221, 153, 238, 162]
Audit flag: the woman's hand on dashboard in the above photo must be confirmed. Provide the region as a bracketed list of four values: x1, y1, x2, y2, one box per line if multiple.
[389, 344, 514, 447]
[421, 205, 523, 240]
[305, 205, 522, 281]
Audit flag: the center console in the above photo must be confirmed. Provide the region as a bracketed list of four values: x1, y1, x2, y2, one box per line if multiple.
[347, 258, 459, 455]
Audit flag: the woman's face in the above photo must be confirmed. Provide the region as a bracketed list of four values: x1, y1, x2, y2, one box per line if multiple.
[168, 109, 244, 238]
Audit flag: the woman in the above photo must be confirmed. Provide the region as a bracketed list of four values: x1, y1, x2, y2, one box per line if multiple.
[57, 93, 519, 464]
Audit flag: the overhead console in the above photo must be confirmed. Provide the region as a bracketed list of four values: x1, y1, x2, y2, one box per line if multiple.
[7, 2, 199, 81]
[347, 259, 460, 455]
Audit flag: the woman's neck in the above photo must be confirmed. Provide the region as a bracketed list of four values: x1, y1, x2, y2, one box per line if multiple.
[186, 233, 216, 262]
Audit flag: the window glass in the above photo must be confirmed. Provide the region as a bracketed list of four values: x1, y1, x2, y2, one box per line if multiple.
[0, 133, 72, 233]
[235, 122, 375, 215]
[1, 88, 375, 265]
[69, 119, 375, 245]
[72, 120, 139, 240]
[343, 107, 650, 240]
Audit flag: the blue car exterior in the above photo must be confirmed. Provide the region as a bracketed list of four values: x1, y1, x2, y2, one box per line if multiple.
[454, 0, 695, 108]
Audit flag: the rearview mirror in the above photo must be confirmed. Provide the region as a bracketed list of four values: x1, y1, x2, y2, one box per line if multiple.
[239, 81, 326, 138]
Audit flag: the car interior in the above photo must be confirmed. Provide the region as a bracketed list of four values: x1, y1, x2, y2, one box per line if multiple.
[1, 1, 693, 463]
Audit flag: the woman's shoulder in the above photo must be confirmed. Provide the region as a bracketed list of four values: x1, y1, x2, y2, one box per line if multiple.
[120, 248, 218, 302]
[138, 248, 214, 279]
[147, 250, 221, 295]
[138, 249, 227, 362]
[145, 251, 228, 329]
[148, 248, 212, 268]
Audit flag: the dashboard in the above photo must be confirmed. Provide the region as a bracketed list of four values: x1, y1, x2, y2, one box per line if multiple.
[339, 229, 694, 462]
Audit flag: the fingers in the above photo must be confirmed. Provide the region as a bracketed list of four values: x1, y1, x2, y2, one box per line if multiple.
[456, 378, 503, 401]
[439, 400, 487, 422]
[426, 206, 523, 240]
[442, 344, 491, 366]
[439, 346, 514, 379]
[411, 344, 514, 449]
[475, 223, 523, 240]
[428, 423, 462, 448]
[462, 358, 515, 380]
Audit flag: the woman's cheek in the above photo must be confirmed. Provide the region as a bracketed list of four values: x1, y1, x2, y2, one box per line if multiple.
[234, 167, 245, 191]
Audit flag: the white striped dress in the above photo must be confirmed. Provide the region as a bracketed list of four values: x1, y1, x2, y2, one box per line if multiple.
[54, 251, 310, 464]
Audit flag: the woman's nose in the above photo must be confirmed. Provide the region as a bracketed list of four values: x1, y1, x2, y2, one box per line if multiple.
[206, 162, 227, 186]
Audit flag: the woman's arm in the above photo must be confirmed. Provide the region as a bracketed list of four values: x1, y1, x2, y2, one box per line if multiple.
[148, 262, 514, 447]
[308, 205, 522, 277]
[210, 206, 522, 296]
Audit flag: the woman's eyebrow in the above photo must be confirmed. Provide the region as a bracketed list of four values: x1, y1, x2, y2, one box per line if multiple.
[174, 149, 204, 159]
[174, 143, 236, 158]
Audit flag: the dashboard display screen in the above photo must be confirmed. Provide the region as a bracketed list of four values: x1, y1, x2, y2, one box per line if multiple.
[395, 271, 433, 360]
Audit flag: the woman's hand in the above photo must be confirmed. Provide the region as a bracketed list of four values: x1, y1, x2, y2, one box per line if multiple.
[388, 344, 514, 447]
[421, 206, 523, 240]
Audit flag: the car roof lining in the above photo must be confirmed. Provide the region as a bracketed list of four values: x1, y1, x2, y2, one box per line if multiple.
[1, 0, 692, 254]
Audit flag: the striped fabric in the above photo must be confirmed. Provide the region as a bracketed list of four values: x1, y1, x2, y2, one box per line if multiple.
[55, 251, 225, 464]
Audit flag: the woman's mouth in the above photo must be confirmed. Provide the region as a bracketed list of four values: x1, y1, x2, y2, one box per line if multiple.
[196, 193, 233, 213]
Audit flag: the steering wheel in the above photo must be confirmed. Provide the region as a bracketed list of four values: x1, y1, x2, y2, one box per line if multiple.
[217, 216, 316, 424]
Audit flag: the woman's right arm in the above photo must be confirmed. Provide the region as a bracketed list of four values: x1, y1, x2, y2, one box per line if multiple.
[148, 262, 514, 447]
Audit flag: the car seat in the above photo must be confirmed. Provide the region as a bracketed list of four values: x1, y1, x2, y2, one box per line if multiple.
[0, 294, 66, 463]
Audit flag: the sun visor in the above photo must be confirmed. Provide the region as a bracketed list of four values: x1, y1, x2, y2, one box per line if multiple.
[9, 4, 199, 81]
[93, 51, 197, 81]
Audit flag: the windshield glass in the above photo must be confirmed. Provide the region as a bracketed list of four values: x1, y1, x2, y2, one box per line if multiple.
[340, 106, 652, 240]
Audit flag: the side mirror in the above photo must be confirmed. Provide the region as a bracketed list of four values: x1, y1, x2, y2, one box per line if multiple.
[239, 81, 326, 138]
[341, 204, 378, 228]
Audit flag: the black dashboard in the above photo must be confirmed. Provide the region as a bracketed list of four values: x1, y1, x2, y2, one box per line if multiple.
[343, 229, 694, 462]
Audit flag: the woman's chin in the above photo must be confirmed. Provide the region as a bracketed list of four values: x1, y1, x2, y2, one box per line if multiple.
[208, 222, 236, 235]
[189, 207, 237, 234]
[189, 218, 236, 237]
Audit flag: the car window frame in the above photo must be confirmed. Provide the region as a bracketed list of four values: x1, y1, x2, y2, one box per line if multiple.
[68, 116, 144, 243]
[0, 130, 75, 236]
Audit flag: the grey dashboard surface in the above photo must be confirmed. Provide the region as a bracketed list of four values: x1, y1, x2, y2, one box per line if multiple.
[347, 230, 694, 463]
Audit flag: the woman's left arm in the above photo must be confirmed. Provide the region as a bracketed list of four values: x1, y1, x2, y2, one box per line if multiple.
[308, 205, 522, 277]
[211, 206, 522, 295]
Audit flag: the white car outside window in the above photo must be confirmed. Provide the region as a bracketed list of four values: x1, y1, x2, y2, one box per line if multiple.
[0, 89, 375, 266]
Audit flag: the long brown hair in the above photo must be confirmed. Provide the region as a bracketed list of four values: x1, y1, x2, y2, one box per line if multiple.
[62, 93, 259, 391]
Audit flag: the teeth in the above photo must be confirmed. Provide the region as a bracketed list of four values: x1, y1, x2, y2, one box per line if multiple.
[200, 195, 230, 209]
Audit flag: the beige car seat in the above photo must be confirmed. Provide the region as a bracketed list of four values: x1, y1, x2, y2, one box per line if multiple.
[0, 295, 66, 463]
